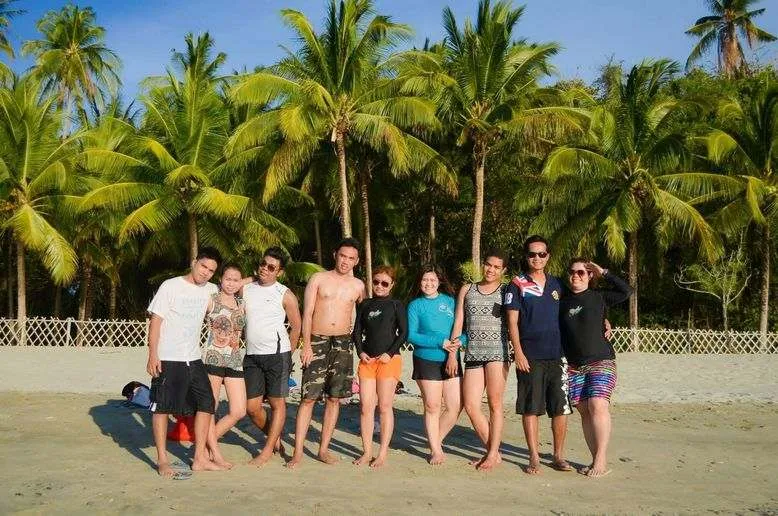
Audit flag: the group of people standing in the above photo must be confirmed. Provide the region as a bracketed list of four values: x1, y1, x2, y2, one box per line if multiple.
[145, 235, 631, 480]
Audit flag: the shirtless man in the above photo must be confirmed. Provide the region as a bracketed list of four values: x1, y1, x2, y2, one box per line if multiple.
[287, 237, 366, 468]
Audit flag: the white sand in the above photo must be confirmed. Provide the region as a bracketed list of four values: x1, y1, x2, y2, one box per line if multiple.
[1, 347, 776, 403]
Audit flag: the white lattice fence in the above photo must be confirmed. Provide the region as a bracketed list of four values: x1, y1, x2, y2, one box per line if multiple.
[0, 318, 776, 353]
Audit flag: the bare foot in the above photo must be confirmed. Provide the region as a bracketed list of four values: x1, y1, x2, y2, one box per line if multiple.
[157, 462, 175, 479]
[192, 459, 226, 472]
[524, 458, 541, 475]
[248, 451, 273, 468]
[317, 451, 339, 465]
[370, 454, 387, 468]
[551, 459, 573, 472]
[285, 453, 303, 469]
[353, 453, 372, 466]
[428, 452, 446, 466]
[476, 453, 500, 471]
[470, 452, 501, 466]
[213, 457, 233, 470]
[274, 441, 286, 457]
[587, 463, 612, 478]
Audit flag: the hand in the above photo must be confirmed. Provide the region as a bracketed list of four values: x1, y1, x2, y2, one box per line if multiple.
[300, 345, 314, 368]
[442, 338, 459, 353]
[586, 261, 605, 278]
[146, 354, 162, 377]
[359, 352, 375, 363]
[604, 319, 613, 341]
[515, 353, 530, 373]
[445, 354, 459, 377]
[378, 353, 391, 364]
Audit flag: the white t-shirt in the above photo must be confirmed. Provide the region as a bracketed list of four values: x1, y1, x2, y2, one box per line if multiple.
[243, 281, 291, 355]
[147, 276, 218, 362]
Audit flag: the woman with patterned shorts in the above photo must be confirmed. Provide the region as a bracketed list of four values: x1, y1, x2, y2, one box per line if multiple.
[559, 258, 632, 478]
[203, 263, 247, 468]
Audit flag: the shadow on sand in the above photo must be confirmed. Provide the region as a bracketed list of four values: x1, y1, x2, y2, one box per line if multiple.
[91, 396, 575, 471]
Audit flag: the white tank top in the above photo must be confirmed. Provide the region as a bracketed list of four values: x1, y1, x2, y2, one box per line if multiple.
[243, 281, 291, 355]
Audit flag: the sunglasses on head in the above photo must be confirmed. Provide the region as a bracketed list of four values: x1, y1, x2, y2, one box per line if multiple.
[568, 269, 588, 278]
[259, 261, 278, 272]
[372, 279, 391, 288]
[527, 251, 548, 259]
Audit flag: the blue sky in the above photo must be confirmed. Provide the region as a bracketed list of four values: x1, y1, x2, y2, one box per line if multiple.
[5, 0, 778, 100]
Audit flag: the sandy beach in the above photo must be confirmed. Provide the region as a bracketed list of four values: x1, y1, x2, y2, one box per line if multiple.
[1, 348, 777, 514]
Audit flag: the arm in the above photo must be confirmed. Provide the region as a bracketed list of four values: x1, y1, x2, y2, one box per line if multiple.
[300, 273, 320, 367]
[507, 310, 530, 372]
[352, 301, 365, 357]
[146, 314, 163, 377]
[588, 263, 633, 306]
[449, 284, 468, 345]
[283, 289, 302, 352]
[388, 301, 408, 357]
[407, 302, 447, 350]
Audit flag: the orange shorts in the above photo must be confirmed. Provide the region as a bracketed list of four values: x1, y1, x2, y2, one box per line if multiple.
[358, 355, 402, 381]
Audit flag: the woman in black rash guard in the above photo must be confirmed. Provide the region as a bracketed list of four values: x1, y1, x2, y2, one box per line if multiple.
[352, 265, 408, 468]
[560, 258, 632, 478]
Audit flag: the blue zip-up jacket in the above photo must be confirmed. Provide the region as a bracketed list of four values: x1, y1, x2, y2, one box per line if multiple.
[407, 294, 466, 362]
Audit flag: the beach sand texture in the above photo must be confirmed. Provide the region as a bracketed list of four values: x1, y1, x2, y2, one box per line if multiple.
[0, 348, 776, 514]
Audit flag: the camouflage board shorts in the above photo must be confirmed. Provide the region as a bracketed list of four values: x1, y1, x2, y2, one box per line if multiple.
[301, 334, 353, 400]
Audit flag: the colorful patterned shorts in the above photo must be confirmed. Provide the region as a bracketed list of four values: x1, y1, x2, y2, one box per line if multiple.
[568, 359, 617, 406]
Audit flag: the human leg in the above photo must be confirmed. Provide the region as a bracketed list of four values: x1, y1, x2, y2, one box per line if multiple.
[439, 377, 462, 444]
[586, 397, 612, 477]
[371, 376, 398, 468]
[462, 366, 489, 445]
[287, 340, 328, 468]
[354, 376, 377, 465]
[190, 362, 223, 471]
[152, 413, 173, 478]
[318, 398, 341, 464]
[476, 361, 507, 471]
[417, 379, 445, 464]
[205, 374, 231, 468]
[217, 376, 247, 438]
[249, 396, 286, 467]
[287, 398, 315, 468]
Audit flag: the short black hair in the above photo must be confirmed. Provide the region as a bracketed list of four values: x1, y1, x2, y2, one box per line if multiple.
[196, 246, 222, 266]
[483, 248, 507, 266]
[334, 237, 361, 255]
[262, 247, 288, 268]
[523, 235, 550, 254]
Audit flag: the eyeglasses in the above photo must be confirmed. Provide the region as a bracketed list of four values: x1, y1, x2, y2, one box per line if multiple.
[259, 261, 279, 272]
[372, 279, 391, 288]
[527, 252, 548, 259]
[568, 269, 588, 278]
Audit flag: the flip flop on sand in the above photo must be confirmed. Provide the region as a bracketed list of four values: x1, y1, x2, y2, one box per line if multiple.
[170, 470, 192, 480]
[550, 460, 574, 472]
[586, 468, 612, 478]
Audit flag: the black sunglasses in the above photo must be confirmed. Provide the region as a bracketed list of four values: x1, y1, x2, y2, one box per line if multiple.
[259, 261, 279, 272]
[372, 279, 391, 288]
[527, 251, 549, 259]
[568, 269, 588, 278]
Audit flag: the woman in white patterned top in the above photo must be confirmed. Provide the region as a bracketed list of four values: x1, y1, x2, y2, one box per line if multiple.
[204, 263, 246, 469]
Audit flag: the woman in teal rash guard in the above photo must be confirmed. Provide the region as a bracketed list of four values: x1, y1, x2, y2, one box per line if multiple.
[407, 265, 464, 465]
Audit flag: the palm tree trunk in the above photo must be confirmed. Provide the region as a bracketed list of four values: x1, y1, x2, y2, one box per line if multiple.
[188, 212, 198, 262]
[628, 231, 639, 351]
[335, 130, 352, 238]
[722, 24, 742, 77]
[759, 224, 770, 342]
[6, 236, 14, 317]
[109, 279, 118, 320]
[314, 211, 323, 267]
[471, 144, 486, 274]
[84, 278, 95, 320]
[53, 286, 62, 318]
[78, 261, 92, 321]
[428, 194, 437, 265]
[16, 242, 27, 346]
[359, 169, 373, 297]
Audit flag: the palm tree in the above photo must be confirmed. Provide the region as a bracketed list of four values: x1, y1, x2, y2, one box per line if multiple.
[22, 4, 121, 133]
[0, 0, 24, 81]
[685, 0, 776, 77]
[80, 33, 292, 263]
[0, 74, 79, 328]
[394, 0, 582, 270]
[229, 0, 440, 238]
[526, 60, 720, 328]
[677, 82, 777, 336]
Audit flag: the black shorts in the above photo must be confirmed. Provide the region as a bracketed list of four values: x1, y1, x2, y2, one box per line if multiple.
[206, 364, 244, 378]
[150, 360, 215, 415]
[516, 358, 572, 417]
[411, 356, 462, 381]
[465, 359, 511, 370]
[244, 352, 292, 399]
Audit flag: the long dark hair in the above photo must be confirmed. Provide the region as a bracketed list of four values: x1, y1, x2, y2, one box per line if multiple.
[412, 264, 455, 298]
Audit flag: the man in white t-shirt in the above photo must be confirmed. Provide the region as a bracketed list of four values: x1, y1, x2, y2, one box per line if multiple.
[242, 247, 302, 467]
[146, 247, 226, 478]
